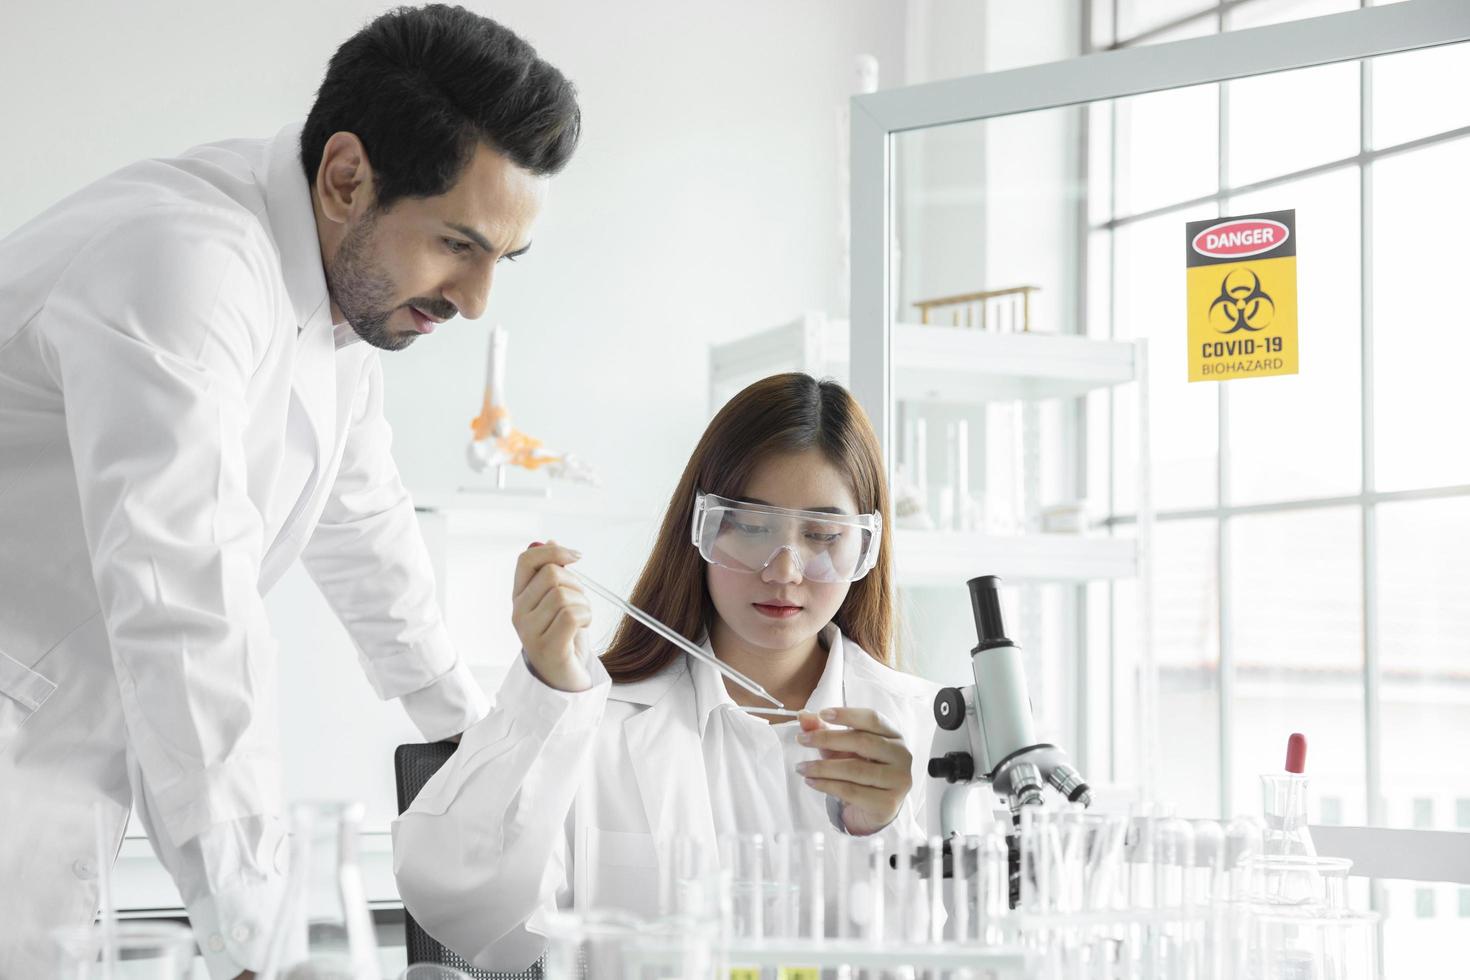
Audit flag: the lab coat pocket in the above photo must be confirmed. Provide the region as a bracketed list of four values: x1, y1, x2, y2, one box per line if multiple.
[0, 647, 58, 752]
[584, 828, 659, 916]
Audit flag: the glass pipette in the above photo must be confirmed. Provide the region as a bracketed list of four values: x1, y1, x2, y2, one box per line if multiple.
[567, 567, 784, 709]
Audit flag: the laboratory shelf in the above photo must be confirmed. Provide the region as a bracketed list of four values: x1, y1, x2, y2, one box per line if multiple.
[893, 529, 1136, 586]
[709, 312, 1137, 407]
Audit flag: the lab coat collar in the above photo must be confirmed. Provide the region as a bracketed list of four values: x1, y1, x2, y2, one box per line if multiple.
[605, 656, 689, 708]
[689, 623, 846, 737]
[263, 122, 333, 335]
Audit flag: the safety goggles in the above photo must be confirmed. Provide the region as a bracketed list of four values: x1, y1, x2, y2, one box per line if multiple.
[690, 492, 882, 583]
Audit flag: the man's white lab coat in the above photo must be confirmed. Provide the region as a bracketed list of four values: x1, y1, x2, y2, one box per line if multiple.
[0, 124, 489, 978]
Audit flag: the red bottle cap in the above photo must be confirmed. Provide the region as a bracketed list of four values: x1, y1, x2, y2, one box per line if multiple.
[1285, 732, 1308, 774]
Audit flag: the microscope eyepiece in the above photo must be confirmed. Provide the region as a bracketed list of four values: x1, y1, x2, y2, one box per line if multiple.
[967, 575, 1013, 650]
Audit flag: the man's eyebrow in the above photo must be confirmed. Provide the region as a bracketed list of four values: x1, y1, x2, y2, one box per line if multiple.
[446, 223, 531, 258]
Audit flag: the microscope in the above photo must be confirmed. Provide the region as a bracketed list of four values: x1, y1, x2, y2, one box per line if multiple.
[927, 575, 1092, 836]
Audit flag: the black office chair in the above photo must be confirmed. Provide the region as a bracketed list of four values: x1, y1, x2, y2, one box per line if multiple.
[394, 741, 545, 979]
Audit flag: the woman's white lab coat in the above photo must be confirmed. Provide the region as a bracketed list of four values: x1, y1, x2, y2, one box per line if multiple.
[0, 124, 487, 978]
[392, 629, 941, 973]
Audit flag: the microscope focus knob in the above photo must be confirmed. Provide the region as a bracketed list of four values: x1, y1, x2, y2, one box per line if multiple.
[928, 751, 975, 783]
[934, 688, 966, 730]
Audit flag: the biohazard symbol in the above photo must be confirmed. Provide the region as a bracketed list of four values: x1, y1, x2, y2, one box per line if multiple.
[1208, 268, 1275, 334]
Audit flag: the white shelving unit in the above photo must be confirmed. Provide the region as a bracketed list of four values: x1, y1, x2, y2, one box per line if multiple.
[709, 311, 1149, 587]
[712, 312, 1137, 409]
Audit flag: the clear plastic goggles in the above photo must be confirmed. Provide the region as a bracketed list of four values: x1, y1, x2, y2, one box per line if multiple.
[690, 492, 882, 583]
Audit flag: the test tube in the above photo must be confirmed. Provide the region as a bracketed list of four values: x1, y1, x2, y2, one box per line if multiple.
[1224, 815, 1265, 902]
[925, 836, 945, 945]
[799, 833, 825, 942]
[951, 836, 973, 944]
[1126, 804, 1157, 911]
[773, 832, 795, 940]
[864, 835, 887, 945]
[1019, 807, 1060, 913]
[978, 824, 1009, 946]
[1190, 819, 1227, 980]
[1083, 813, 1129, 912]
[733, 834, 766, 942]
[1154, 809, 1196, 909]
[892, 835, 914, 944]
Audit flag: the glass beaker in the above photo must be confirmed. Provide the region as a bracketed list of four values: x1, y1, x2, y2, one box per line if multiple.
[1246, 907, 1381, 980]
[53, 921, 195, 980]
[260, 801, 378, 980]
[1247, 855, 1352, 911]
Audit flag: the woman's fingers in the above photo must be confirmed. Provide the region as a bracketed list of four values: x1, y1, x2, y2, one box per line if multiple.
[513, 561, 583, 619]
[796, 757, 909, 791]
[512, 540, 581, 595]
[801, 777, 892, 814]
[522, 592, 592, 642]
[796, 727, 908, 766]
[816, 706, 900, 738]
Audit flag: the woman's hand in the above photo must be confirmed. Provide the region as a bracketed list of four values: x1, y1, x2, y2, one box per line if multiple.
[511, 541, 593, 692]
[794, 707, 913, 836]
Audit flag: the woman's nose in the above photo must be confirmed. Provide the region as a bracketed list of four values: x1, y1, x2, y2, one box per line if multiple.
[760, 545, 804, 584]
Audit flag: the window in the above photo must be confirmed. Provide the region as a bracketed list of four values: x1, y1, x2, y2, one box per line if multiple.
[1415, 888, 1436, 919]
[1412, 798, 1435, 830]
[1090, 4, 1470, 974]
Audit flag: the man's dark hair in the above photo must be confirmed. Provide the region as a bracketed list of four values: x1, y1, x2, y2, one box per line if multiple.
[301, 4, 580, 208]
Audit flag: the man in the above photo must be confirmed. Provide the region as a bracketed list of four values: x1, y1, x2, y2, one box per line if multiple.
[0, 5, 579, 977]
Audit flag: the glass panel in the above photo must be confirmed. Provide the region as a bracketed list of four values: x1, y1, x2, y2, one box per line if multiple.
[1112, 206, 1221, 514]
[1116, 0, 1216, 44]
[1227, 0, 1358, 31]
[1225, 167, 1362, 504]
[1383, 877, 1468, 978]
[1377, 497, 1470, 838]
[1152, 518, 1223, 818]
[1372, 136, 1470, 491]
[1372, 41, 1470, 149]
[1228, 507, 1366, 823]
[1225, 60, 1360, 187]
[1115, 85, 1219, 216]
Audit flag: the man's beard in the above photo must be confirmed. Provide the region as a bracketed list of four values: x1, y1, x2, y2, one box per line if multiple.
[327, 211, 415, 352]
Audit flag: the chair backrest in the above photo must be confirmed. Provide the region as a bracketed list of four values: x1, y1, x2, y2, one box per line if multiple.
[394, 742, 544, 980]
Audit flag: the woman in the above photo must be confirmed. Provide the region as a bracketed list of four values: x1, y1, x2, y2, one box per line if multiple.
[392, 374, 941, 971]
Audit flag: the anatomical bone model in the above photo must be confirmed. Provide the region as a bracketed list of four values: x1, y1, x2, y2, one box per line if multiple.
[466, 326, 599, 486]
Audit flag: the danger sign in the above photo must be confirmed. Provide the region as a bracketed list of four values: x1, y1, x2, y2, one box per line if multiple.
[1185, 209, 1299, 383]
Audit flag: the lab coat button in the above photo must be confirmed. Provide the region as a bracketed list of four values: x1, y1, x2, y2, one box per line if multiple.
[207, 934, 226, 953]
[230, 923, 253, 943]
[71, 859, 96, 880]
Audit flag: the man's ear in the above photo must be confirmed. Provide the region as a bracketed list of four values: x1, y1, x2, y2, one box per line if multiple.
[315, 131, 376, 225]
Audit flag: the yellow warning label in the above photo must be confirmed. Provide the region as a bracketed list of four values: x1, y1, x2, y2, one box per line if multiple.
[777, 969, 821, 980]
[728, 970, 761, 980]
[1185, 209, 1299, 383]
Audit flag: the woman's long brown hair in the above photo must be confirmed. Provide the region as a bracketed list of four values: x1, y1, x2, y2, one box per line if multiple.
[600, 373, 894, 683]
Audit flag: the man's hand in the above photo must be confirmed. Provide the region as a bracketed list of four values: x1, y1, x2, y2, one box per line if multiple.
[794, 707, 913, 836]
